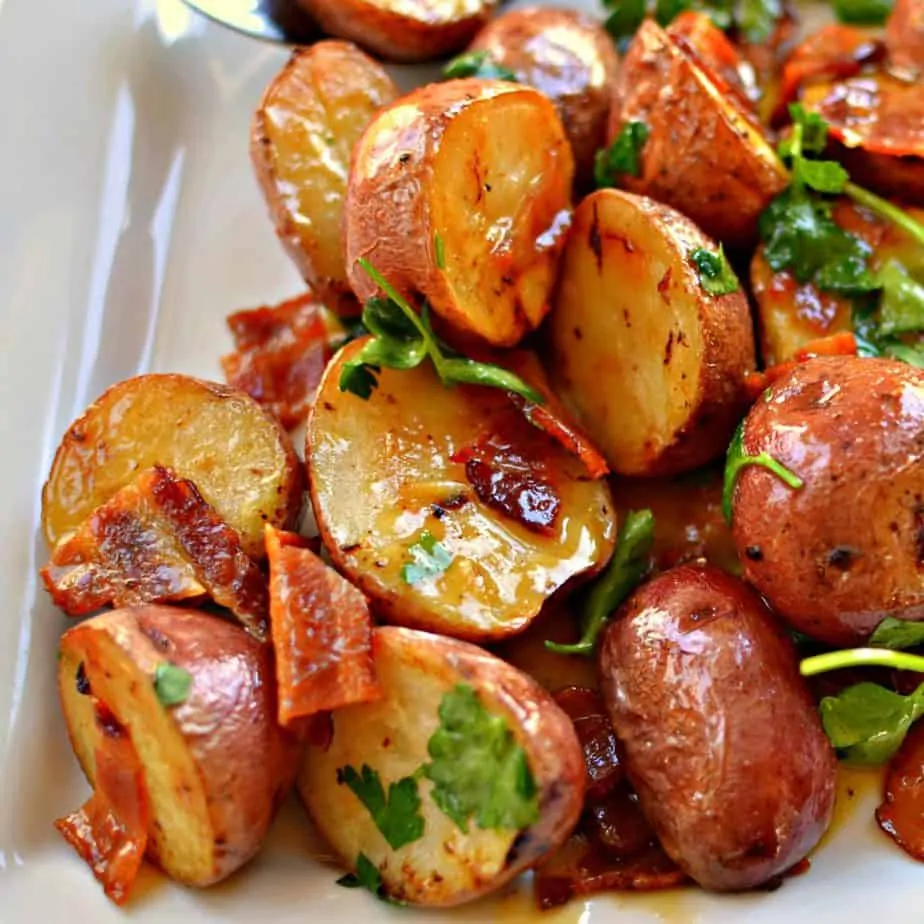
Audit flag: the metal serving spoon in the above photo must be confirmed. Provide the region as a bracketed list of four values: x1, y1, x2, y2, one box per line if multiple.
[181, 0, 322, 44]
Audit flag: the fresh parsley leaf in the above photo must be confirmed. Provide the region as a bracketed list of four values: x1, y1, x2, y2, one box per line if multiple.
[796, 158, 849, 195]
[831, 0, 893, 24]
[339, 765, 425, 850]
[722, 420, 804, 524]
[883, 341, 924, 367]
[153, 662, 192, 707]
[594, 121, 649, 188]
[691, 246, 740, 296]
[737, 0, 782, 42]
[785, 104, 830, 156]
[401, 530, 453, 585]
[603, 0, 647, 40]
[338, 261, 545, 405]
[877, 260, 924, 335]
[820, 682, 924, 765]
[424, 684, 539, 833]
[869, 617, 924, 651]
[654, 0, 693, 25]
[546, 510, 655, 656]
[336, 852, 386, 895]
[443, 50, 518, 81]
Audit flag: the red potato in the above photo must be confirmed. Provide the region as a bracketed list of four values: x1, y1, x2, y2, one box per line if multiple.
[731, 356, 924, 646]
[295, 0, 498, 63]
[344, 78, 574, 348]
[58, 607, 299, 891]
[599, 565, 837, 891]
[468, 7, 620, 188]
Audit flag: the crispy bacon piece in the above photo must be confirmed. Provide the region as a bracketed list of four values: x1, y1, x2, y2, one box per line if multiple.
[265, 525, 380, 726]
[777, 25, 884, 117]
[877, 721, 924, 860]
[221, 292, 336, 430]
[42, 466, 269, 639]
[745, 332, 858, 400]
[451, 433, 562, 535]
[55, 701, 150, 905]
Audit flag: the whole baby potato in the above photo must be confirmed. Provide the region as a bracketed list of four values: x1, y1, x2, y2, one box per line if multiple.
[730, 355, 924, 646]
[599, 564, 837, 891]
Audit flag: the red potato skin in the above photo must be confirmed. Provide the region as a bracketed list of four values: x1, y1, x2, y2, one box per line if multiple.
[731, 356, 924, 647]
[599, 565, 837, 892]
[294, 0, 498, 63]
[469, 7, 620, 189]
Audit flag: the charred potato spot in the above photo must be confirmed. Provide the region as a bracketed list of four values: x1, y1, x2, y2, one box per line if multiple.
[548, 189, 754, 477]
[732, 356, 924, 646]
[307, 340, 615, 641]
[298, 626, 585, 906]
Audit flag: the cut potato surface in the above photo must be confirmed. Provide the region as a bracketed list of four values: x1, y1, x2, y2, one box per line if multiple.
[298, 626, 585, 905]
[58, 607, 298, 888]
[548, 189, 755, 477]
[608, 19, 788, 246]
[345, 78, 574, 347]
[42, 373, 303, 560]
[307, 341, 616, 640]
[251, 43, 399, 314]
[295, 0, 497, 63]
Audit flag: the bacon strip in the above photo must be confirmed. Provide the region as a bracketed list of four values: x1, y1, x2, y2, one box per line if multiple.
[745, 332, 858, 400]
[55, 702, 150, 905]
[265, 526, 380, 726]
[877, 721, 924, 860]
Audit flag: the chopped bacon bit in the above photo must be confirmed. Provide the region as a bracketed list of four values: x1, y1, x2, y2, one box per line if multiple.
[877, 721, 924, 860]
[451, 434, 562, 534]
[746, 332, 858, 400]
[221, 292, 337, 430]
[42, 466, 269, 640]
[265, 525, 381, 727]
[55, 702, 150, 905]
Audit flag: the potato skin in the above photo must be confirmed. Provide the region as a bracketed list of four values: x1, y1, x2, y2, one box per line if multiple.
[548, 189, 755, 476]
[344, 78, 574, 347]
[59, 607, 299, 886]
[250, 42, 399, 314]
[731, 356, 924, 646]
[608, 19, 788, 246]
[599, 565, 837, 892]
[469, 7, 619, 188]
[295, 0, 497, 63]
[298, 626, 585, 905]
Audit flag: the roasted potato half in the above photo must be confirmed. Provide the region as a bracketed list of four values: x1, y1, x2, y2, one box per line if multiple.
[731, 356, 924, 646]
[294, 0, 497, 63]
[307, 340, 616, 641]
[42, 374, 303, 560]
[251, 42, 399, 315]
[468, 7, 620, 188]
[608, 19, 788, 246]
[58, 607, 299, 887]
[547, 189, 755, 477]
[298, 626, 585, 905]
[344, 78, 574, 347]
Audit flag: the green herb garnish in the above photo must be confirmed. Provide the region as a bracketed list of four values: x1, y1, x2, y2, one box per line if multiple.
[737, 0, 782, 41]
[335, 852, 404, 904]
[339, 764, 425, 850]
[153, 663, 192, 707]
[831, 0, 893, 24]
[443, 50, 518, 81]
[546, 510, 655, 656]
[434, 233, 445, 270]
[401, 530, 453, 585]
[602, 0, 647, 40]
[594, 121, 650, 188]
[339, 261, 544, 404]
[691, 246, 740, 295]
[423, 684, 539, 833]
[869, 618, 924, 651]
[722, 420, 804, 524]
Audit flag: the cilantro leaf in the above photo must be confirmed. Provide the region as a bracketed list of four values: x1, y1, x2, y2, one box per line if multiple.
[603, 0, 647, 40]
[153, 663, 192, 707]
[831, 0, 893, 24]
[335, 852, 404, 905]
[722, 420, 804, 524]
[443, 50, 518, 81]
[785, 104, 830, 156]
[338, 261, 545, 405]
[594, 121, 649, 189]
[796, 158, 848, 195]
[877, 260, 924, 335]
[339, 765, 425, 850]
[401, 530, 453, 585]
[691, 246, 740, 296]
[820, 682, 924, 765]
[546, 510, 655, 657]
[424, 684, 539, 833]
[870, 617, 924, 651]
[737, 0, 782, 42]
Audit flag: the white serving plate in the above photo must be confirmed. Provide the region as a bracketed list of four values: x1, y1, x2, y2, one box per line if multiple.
[0, 0, 918, 920]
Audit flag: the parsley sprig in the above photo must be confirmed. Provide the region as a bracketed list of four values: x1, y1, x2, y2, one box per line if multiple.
[602, 0, 780, 44]
[339, 764, 425, 850]
[691, 246, 740, 295]
[595, 121, 649, 188]
[339, 260, 545, 404]
[443, 50, 518, 81]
